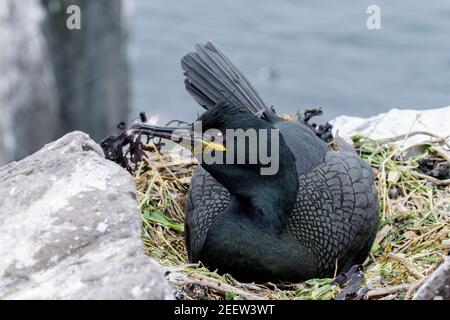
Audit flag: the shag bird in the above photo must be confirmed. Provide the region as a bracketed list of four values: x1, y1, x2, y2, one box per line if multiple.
[103, 42, 379, 283]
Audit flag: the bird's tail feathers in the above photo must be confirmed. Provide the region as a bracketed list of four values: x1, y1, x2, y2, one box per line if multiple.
[181, 41, 269, 117]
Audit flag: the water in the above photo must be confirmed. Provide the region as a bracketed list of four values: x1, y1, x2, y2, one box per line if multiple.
[128, 0, 450, 124]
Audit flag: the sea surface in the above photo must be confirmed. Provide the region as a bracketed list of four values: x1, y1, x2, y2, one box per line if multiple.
[128, 0, 450, 123]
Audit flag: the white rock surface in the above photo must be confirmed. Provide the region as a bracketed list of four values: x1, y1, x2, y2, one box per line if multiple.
[332, 105, 450, 147]
[0, 132, 173, 300]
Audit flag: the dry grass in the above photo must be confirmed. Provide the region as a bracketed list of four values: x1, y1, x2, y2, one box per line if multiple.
[134, 132, 450, 300]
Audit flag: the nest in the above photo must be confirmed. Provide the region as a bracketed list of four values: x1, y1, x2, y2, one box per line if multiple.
[134, 131, 450, 300]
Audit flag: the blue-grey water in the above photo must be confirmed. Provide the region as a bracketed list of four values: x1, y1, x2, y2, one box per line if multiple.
[129, 0, 450, 123]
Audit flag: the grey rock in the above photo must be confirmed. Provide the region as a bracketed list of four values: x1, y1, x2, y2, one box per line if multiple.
[42, 0, 129, 142]
[414, 256, 450, 300]
[0, 132, 173, 300]
[0, 0, 130, 166]
[0, 0, 59, 165]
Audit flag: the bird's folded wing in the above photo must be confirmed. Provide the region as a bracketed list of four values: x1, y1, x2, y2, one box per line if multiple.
[185, 167, 230, 262]
[289, 150, 379, 275]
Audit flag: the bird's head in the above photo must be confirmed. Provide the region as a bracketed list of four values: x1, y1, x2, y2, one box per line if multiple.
[127, 103, 299, 219]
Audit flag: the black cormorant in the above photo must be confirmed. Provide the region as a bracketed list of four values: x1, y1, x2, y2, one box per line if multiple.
[102, 42, 379, 283]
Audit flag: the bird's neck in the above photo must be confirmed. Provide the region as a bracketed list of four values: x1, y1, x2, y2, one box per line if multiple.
[228, 177, 298, 233]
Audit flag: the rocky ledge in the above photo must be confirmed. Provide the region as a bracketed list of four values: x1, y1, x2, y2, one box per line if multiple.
[0, 132, 172, 299]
